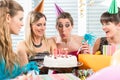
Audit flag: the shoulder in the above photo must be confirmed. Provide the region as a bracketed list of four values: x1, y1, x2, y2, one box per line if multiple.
[95, 37, 107, 44]
[47, 37, 56, 45]
[72, 35, 84, 41]
[47, 36, 57, 43]
[16, 40, 26, 53]
[17, 40, 26, 48]
[93, 37, 102, 47]
[95, 37, 101, 43]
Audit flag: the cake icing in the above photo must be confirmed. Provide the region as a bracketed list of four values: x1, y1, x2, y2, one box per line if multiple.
[43, 55, 77, 68]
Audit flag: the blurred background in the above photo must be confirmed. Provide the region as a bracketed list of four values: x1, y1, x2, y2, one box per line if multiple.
[12, 0, 118, 50]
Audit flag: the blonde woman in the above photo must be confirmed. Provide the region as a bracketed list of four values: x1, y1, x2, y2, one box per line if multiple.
[17, 11, 57, 73]
[0, 0, 39, 79]
[0, 0, 24, 79]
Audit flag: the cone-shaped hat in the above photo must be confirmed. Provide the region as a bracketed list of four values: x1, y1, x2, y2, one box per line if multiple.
[34, 0, 44, 13]
[108, 0, 118, 14]
[55, 3, 64, 16]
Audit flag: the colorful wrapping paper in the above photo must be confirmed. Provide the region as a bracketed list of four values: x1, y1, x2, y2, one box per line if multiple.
[102, 45, 120, 56]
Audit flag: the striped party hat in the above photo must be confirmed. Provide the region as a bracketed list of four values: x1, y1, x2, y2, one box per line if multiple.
[108, 0, 118, 14]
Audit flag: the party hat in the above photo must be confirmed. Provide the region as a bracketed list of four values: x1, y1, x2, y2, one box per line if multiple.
[34, 0, 44, 13]
[54, 3, 64, 16]
[108, 0, 118, 14]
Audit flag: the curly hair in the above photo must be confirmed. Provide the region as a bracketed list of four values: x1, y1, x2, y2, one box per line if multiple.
[0, 0, 23, 72]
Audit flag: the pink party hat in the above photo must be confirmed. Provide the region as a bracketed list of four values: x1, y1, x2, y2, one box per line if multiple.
[34, 0, 44, 13]
[54, 3, 64, 16]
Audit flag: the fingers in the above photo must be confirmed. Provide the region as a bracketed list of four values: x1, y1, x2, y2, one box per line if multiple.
[81, 43, 90, 54]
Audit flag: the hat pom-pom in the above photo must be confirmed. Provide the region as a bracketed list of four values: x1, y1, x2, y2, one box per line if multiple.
[83, 33, 96, 46]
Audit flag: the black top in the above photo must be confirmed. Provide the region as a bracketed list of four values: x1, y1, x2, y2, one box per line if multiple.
[29, 52, 50, 74]
[98, 37, 108, 54]
[29, 52, 49, 62]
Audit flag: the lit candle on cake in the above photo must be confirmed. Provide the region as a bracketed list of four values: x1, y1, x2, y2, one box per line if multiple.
[61, 48, 64, 57]
[57, 49, 61, 57]
[54, 48, 58, 58]
[64, 48, 68, 57]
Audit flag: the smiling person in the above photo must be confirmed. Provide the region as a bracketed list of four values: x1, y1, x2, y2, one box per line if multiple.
[93, 8, 120, 54]
[16, 11, 57, 74]
[0, 0, 24, 79]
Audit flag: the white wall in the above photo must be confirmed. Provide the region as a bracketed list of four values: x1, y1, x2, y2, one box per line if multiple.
[12, 0, 33, 51]
[12, 0, 113, 50]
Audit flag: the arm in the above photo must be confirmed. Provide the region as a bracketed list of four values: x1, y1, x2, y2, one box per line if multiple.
[77, 36, 90, 54]
[16, 41, 29, 66]
[92, 38, 101, 54]
[48, 37, 57, 54]
[81, 42, 90, 54]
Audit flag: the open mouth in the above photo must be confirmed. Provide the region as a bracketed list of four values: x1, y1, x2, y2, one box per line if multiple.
[61, 34, 65, 37]
[106, 31, 109, 34]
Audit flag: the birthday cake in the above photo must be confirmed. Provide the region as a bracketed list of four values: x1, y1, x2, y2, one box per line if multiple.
[43, 55, 77, 68]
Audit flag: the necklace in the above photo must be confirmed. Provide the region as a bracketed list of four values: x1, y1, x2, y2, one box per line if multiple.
[33, 42, 42, 48]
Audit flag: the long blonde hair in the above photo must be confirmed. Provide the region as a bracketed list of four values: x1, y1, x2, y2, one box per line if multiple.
[25, 11, 48, 57]
[0, 0, 23, 72]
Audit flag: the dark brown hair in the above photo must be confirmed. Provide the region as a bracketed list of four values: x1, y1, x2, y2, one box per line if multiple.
[56, 12, 74, 26]
[100, 8, 120, 25]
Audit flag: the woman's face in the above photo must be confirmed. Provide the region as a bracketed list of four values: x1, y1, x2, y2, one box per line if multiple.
[102, 22, 118, 38]
[56, 18, 73, 40]
[31, 17, 46, 37]
[9, 11, 24, 35]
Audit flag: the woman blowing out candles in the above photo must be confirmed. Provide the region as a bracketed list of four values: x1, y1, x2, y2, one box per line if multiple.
[51, 4, 92, 57]
[52, 12, 90, 57]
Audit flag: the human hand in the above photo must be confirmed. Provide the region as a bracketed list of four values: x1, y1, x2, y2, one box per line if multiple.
[81, 42, 90, 54]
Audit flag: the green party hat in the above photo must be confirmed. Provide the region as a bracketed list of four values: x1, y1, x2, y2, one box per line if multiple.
[108, 0, 118, 14]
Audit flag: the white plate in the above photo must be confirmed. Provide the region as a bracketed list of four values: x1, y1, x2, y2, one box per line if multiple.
[42, 62, 83, 68]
